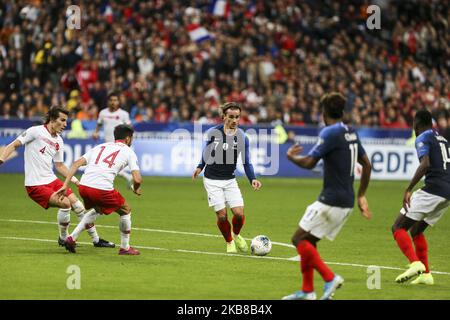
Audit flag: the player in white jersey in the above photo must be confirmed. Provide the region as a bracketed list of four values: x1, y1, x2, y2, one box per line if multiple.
[0, 106, 114, 248]
[57, 124, 142, 255]
[93, 91, 133, 185]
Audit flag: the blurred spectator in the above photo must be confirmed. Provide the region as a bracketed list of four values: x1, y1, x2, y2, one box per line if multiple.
[131, 100, 153, 122]
[66, 90, 79, 113]
[436, 110, 450, 141]
[445, 118, 450, 142]
[154, 102, 170, 123]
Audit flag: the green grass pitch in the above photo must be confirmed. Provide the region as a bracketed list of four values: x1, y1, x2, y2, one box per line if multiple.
[0, 173, 449, 300]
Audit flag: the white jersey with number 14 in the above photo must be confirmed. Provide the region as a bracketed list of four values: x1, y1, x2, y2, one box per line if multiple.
[80, 142, 139, 191]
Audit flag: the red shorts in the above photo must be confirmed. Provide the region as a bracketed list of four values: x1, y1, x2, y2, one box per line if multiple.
[78, 185, 125, 215]
[25, 179, 74, 209]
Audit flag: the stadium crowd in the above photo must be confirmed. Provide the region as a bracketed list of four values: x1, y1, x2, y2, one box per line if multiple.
[0, 0, 448, 133]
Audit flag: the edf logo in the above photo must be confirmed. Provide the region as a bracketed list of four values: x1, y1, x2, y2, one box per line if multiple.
[66, 5, 81, 30]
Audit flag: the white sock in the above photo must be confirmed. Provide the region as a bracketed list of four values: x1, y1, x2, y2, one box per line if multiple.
[86, 226, 100, 244]
[72, 200, 85, 217]
[119, 214, 132, 250]
[72, 201, 100, 243]
[70, 209, 100, 241]
[57, 208, 71, 240]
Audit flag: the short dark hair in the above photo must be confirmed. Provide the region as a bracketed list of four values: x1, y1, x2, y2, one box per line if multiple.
[320, 92, 346, 119]
[44, 106, 69, 124]
[114, 124, 134, 140]
[221, 102, 241, 115]
[414, 110, 433, 128]
[108, 90, 120, 100]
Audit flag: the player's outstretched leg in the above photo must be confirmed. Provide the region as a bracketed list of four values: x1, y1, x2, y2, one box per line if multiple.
[410, 222, 433, 285]
[410, 232, 433, 285]
[57, 208, 71, 244]
[296, 239, 341, 300]
[69, 196, 115, 248]
[118, 208, 139, 255]
[215, 208, 236, 253]
[64, 208, 101, 253]
[230, 206, 248, 252]
[392, 214, 426, 283]
[282, 238, 317, 300]
[284, 228, 338, 300]
[320, 274, 344, 300]
[48, 193, 72, 246]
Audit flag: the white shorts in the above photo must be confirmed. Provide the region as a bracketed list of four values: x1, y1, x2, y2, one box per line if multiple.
[203, 177, 244, 212]
[299, 201, 352, 241]
[400, 189, 449, 226]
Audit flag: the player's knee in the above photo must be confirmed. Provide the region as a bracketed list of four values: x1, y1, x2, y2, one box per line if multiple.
[71, 199, 85, 214]
[391, 216, 404, 234]
[409, 230, 419, 238]
[61, 198, 71, 209]
[216, 210, 227, 221]
[291, 236, 298, 247]
[391, 224, 398, 234]
[409, 225, 424, 238]
[232, 209, 244, 219]
[291, 232, 303, 247]
[118, 207, 131, 216]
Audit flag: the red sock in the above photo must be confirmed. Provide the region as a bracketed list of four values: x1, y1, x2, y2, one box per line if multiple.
[393, 229, 419, 263]
[296, 241, 314, 292]
[413, 234, 430, 273]
[300, 257, 314, 292]
[232, 214, 245, 235]
[297, 240, 334, 285]
[217, 218, 233, 242]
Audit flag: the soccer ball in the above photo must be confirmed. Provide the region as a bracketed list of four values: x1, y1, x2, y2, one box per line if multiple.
[250, 235, 272, 256]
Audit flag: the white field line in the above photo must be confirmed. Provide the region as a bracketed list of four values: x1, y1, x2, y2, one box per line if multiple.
[0, 236, 169, 251]
[0, 219, 294, 248]
[1, 219, 450, 276]
[0, 236, 295, 263]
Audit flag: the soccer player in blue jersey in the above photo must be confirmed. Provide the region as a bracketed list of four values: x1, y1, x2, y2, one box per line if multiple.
[192, 102, 262, 253]
[282, 92, 372, 300]
[391, 110, 450, 285]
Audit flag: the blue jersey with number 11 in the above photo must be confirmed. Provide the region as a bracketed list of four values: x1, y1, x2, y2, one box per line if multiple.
[308, 122, 366, 208]
[415, 129, 450, 199]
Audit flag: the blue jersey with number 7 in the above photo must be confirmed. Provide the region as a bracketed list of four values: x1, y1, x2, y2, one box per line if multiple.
[415, 129, 450, 199]
[308, 122, 366, 208]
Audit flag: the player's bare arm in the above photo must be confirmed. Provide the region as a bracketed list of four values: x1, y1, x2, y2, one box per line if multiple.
[192, 167, 202, 180]
[131, 170, 142, 196]
[286, 143, 319, 169]
[357, 154, 372, 219]
[54, 162, 80, 186]
[403, 155, 430, 212]
[0, 139, 22, 165]
[56, 157, 87, 196]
